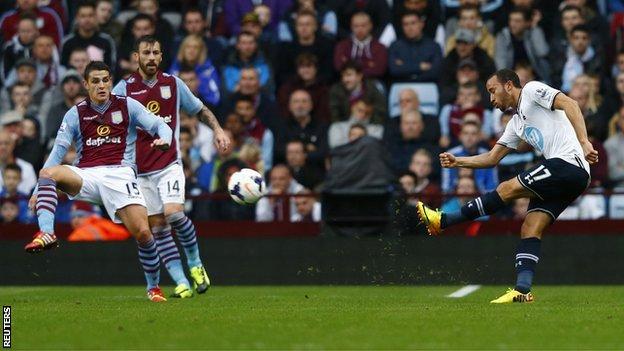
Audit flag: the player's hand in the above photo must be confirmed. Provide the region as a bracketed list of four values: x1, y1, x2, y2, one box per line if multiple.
[440, 152, 458, 168]
[28, 194, 37, 211]
[213, 128, 231, 153]
[151, 139, 170, 150]
[581, 140, 599, 164]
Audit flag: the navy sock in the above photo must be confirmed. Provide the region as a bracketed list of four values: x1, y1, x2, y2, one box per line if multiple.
[442, 191, 505, 228]
[515, 237, 541, 294]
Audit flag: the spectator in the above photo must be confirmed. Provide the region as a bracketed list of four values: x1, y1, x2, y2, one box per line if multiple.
[223, 113, 246, 152]
[334, 12, 387, 80]
[279, 0, 338, 40]
[329, 98, 383, 149]
[174, 8, 225, 68]
[385, 109, 437, 173]
[1, 59, 47, 114]
[514, 61, 536, 87]
[445, 5, 496, 58]
[550, 5, 584, 58]
[117, 14, 155, 76]
[60, 1, 116, 69]
[283, 89, 327, 166]
[399, 170, 418, 204]
[2, 109, 43, 169]
[44, 71, 82, 142]
[0, 129, 36, 194]
[568, 83, 606, 141]
[237, 11, 278, 64]
[439, 58, 490, 107]
[439, 28, 496, 89]
[95, 0, 123, 46]
[348, 123, 368, 142]
[552, 24, 603, 92]
[495, 6, 550, 84]
[276, 9, 335, 84]
[385, 88, 440, 143]
[442, 121, 497, 194]
[443, 0, 501, 34]
[409, 148, 442, 208]
[30, 35, 65, 89]
[285, 139, 323, 190]
[169, 35, 221, 108]
[176, 67, 213, 111]
[388, 11, 442, 82]
[0, 198, 20, 223]
[0, 0, 64, 48]
[256, 164, 304, 222]
[554, 1, 608, 51]
[1, 15, 38, 84]
[207, 158, 256, 220]
[605, 112, 624, 188]
[439, 82, 493, 148]
[392, 0, 443, 40]
[0, 163, 33, 223]
[277, 53, 330, 123]
[8, 83, 39, 120]
[179, 111, 215, 166]
[222, 31, 274, 94]
[224, 0, 293, 37]
[441, 176, 486, 218]
[179, 126, 204, 173]
[67, 48, 90, 77]
[291, 188, 321, 222]
[328, 61, 387, 123]
[234, 94, 274, 170]
[67, 201, 131, 241]
[332, 0, 392, 39]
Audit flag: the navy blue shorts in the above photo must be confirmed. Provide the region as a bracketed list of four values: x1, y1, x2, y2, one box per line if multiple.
[516, 158, 590, 221]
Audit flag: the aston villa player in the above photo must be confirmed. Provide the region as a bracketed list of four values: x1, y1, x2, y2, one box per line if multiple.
[113, 35, 230, 298]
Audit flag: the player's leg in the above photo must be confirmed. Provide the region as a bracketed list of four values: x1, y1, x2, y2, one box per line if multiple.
[417, 176, 534, 235]
[116, 204, 166, 302]
[164, 203, 210, 293]
[25, 165, 84, 252]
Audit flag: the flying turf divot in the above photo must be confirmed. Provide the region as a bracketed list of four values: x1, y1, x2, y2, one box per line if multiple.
[446, 285, 482, 298]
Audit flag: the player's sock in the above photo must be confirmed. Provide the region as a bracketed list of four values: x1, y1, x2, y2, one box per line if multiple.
[167, 212, 202, 268]
[137, 238, 160, 290]
[153, 226, 190, 287]
[515, 237, 541, 294]
[35, 177, 58, 233]
[442, 191, 505, 228]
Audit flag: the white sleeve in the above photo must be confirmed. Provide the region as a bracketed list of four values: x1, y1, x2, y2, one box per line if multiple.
[496, 115, 522, 150]
[524, 81, 560, 111]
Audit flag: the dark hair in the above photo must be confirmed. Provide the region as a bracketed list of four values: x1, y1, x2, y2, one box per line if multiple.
[178, 66, 197, 75]
[237, 30, 256, 41]
[510, 6, 532, 22]
[459, 4, 480, 17]
[18, 12, 37, 23]
[234, 94, 255, 105]
[296, 9, 317, 21]
[349, 123, 368, 134]
[76, 0, 96, 12]
[83, 61, 111, 80]
[10, 82, 30, 95]
[340, 60, 363, 74]
[179, 126, 192, 135]
[295, 52, 318, 67]
[286, 139, 306, 149]
[561, 5, 582, 16]
[401, 10, 424, 21]
[461, 120, 481, 130]
[492, 69, 522, 88]
[458, 82, 478, 91]
[183, 7, 205, 20]
[134, 35, 160, 52]
[3, 163, 22, 176]
[132, 13, 155, 27]
[399, 170, 417, 181]
[571, 24, 590, 36]
[351, 11, 371, 22]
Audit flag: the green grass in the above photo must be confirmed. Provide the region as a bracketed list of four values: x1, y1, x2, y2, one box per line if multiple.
[1, 286, 623, 350]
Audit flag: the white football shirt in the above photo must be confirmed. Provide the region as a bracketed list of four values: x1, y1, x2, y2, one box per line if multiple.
[497, 80, 590, 175]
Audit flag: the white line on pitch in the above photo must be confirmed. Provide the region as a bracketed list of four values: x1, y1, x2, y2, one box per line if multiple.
[446, 285, 482, 298]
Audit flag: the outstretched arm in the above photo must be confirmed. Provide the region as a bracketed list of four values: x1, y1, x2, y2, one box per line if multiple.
[440, 143, 511, 169]
[127, 97, 172, 149]
[552, 93, 599, 164]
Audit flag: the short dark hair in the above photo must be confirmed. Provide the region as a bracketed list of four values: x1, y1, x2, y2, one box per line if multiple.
[183, 7, 205, 20]
[234, 94, 255, 105]
[340, 60, 363, 74]
[349, 123, 368, 134]
[133, 13, 155, 27]
[10, 82, 30, 95]
[180, 126, 192, 135]
[296, 9, 317, 21]
[18, 12, 37, 23]
[286, 139, 306, 150]
[561, 5, 582, 16]
[458, 82, 478, 91]
[134, 35, 160, 52]
[401, 10, 424, 21]
[399, 170, 417, 181]
[84, 61, 111, 80]
[459, 4, 480, 17]
[510, 6, 532, 22]
[492, 69, 521, 88]
[461, 120, 481, 130]
[237, 30, 256, 41]
[76, 0, 96, 12]
[295, 52, 318, 67]
[571, 24, 590, 36]
[3, 163, 22, 176]
[178, 66, 197, 75]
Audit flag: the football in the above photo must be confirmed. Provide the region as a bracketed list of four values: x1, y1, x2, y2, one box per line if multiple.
[228, 168, 266, 205]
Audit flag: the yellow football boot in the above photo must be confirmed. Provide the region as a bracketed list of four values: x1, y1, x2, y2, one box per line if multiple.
[416, 201, 443, 236]
[490, 288, 534, 303]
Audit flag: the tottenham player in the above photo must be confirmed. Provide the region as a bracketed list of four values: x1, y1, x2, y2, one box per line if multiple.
[417, 69, 599, 303]
[113, 36, 230, 298]
[25, 61, 173, 302]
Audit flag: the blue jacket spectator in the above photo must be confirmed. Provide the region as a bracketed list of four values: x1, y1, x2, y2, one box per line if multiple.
[169, 35, 221, 107]
[0, 164, 34, 224]
[388, 11, 442, 82]
[224, 0, 293, 36]
[222, 32, 274, 94]
[441, 176, 488, 221]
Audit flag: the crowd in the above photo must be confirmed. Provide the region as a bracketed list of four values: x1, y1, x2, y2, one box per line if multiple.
[1, 0, 624, 227]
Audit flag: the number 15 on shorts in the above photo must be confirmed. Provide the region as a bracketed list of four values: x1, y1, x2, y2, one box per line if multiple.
[126, 182, 141, 197]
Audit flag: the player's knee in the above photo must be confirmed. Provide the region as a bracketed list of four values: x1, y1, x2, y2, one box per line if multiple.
[39, 167, 57, 180]
[163, 204, 185, 219]
[520, 221, 543, 238]
[135, 227, 154, 244]
[165, 211, 186, 224]
[496, 179, 521, 201]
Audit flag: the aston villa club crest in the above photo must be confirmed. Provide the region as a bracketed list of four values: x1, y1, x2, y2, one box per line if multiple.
[111, 111, 123, 124]
[160, 86, 171, 99]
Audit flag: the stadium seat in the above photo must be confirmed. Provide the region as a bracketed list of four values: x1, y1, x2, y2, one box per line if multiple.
[116, 10, 138, 26]
[162, 12, 182, 31]
[388, 82, 439, 118]
[608, 193, 624, 219]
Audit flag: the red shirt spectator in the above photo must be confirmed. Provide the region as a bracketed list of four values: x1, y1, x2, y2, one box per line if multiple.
[0, 0, 64, 48]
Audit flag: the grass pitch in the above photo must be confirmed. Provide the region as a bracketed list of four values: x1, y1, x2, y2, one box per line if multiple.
[2, 285, 623, 349]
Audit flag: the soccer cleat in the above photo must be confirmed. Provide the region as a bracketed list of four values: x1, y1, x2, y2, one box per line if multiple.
[490, 288, 534, 304]
[24, 231, 59, 253]
[416, 201, 443, 236]
[189, 266, 211, 294]
[171, 284, 193, 298]
[147, 287, 167, 302]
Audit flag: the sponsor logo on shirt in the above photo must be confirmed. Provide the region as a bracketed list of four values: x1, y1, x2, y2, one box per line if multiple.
[85, 136, 123, 147]
[146, 100, 160, 114]
[96, 125, 110, 136]
[130, 89, 148, 95]
[83, 115, 98, 121]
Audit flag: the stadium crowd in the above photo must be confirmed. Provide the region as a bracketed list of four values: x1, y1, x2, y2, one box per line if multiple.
[1, 0, 624, 227]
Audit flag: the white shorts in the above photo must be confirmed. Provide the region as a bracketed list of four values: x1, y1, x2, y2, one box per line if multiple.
[65, 165, 146, 223]
[138, 163, 185, 216]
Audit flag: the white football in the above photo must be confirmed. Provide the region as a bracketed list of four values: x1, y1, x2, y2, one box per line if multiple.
[228, 168, 266, 205]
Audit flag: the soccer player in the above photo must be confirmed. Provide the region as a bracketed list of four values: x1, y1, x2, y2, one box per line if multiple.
[112, 35, 230, 298]
[24, 61, 173, 302]
[417, 69, 599, 303]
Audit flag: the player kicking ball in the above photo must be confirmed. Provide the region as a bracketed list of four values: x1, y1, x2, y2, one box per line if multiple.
[113, 35, 230, 298]
[25, 61, 173, 302]
[417, 69, 599, 303]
